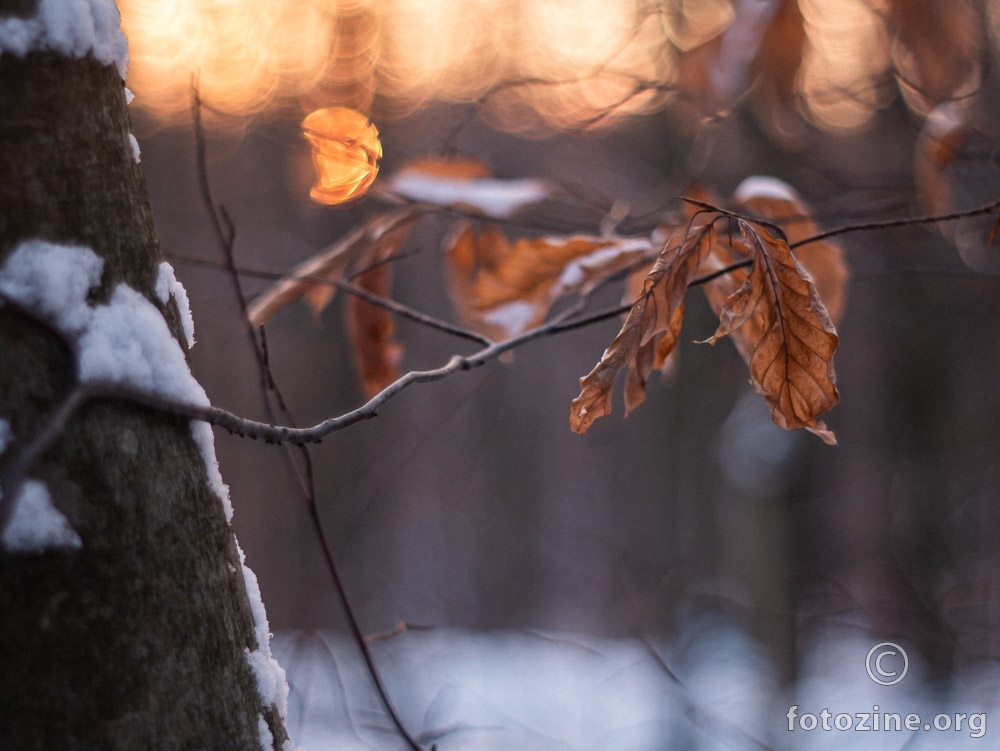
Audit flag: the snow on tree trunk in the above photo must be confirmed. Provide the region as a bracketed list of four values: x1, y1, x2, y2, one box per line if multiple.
[0, 1, 291, 748]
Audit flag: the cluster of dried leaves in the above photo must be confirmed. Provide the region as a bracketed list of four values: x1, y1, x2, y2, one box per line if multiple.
[570, 182, 847, 444]
[248, 161, 848, 443]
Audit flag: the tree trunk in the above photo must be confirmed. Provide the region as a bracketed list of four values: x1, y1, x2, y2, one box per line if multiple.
[0, 3, 289, 748]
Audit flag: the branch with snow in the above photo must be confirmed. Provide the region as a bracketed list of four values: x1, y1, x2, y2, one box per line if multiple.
[6, 186, 998, 501]
[0, 239, 292, 751]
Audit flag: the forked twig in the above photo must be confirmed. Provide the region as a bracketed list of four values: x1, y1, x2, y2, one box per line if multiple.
[191, 89, 429, 751]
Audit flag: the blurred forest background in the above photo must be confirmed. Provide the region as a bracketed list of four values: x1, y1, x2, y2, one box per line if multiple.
[117, 0, 1000, 732]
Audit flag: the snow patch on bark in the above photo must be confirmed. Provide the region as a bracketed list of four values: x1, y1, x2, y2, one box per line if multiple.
[128, 132, 141, 164]
[0, 240, 102, 335]
[239, 541, 290, 722]
[1, 479, 82, 553]
[1, 240, 233, 520]
[78, 284, 206, 400]
[1, 240, 291, 725]
[0, 0, 129, 78]
[155, 261, 195, 348]
[189, 421, 233, 523]
[257, 714, 273, 751]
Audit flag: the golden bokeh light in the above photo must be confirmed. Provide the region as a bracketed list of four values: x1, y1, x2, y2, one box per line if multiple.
[118, 0, 682, 132]
[120, 0, 344, 121]
[117, 0, 990, 136]
[797, 0, 891, 132]
[302, 108, 382, 205]
[661, 0, 734, 51]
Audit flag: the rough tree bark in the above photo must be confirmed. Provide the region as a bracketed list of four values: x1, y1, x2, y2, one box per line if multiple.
[0, 2, 290, 748]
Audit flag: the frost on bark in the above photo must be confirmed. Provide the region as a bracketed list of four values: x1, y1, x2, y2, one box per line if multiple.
[0, 7, 289, 750]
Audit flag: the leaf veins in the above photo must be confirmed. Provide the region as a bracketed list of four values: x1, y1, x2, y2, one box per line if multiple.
[569, 220, 714, 434]
[706, 220, 840, 444]
[571, 180, 845, 443]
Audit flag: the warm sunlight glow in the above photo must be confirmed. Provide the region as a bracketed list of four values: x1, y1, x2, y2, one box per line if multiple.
[117, 0, 999, 135]
[662, 0, 734, 51]
[120, 0, 343, 120]
[797, 0, 890, 131]
[302, 108, 382, 205]
[118, 0, 682, 131]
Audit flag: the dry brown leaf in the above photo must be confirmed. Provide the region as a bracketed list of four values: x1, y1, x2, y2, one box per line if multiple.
[346, 261, 403, 398]
[695, 181, 843, 441]
[569, 221, 712, 434]
[339, 208, 424, 397]
[697, 223, 756, 364]
[246, 208, 420, 327]
[446, 224, 654, 341]
[705, 220, 839, 444]
[571, 182, 843, 441]
[731, 177, 848, 325]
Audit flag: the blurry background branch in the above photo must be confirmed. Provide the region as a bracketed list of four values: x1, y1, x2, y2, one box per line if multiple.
[113, 2, 1000, 742]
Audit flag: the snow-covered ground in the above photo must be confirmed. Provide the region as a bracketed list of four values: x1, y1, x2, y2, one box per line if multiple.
[275, 621, 997, 750]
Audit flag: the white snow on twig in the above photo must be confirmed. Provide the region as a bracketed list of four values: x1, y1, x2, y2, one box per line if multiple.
[733, 175, 799, 205]
[0, 0, 129, 78]
[381, 171, 552, 218]
[3, 241, 232, 521]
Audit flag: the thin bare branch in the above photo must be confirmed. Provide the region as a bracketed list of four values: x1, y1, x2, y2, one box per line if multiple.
[682, 194, 1000, 285]
[790, 196, 1000, 249]
[191, 89, 429, 751]
[165, 251, 492, 346]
